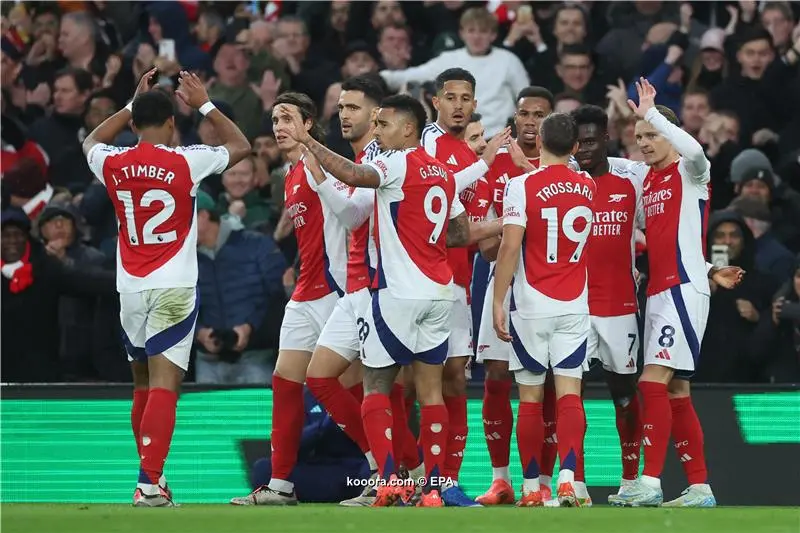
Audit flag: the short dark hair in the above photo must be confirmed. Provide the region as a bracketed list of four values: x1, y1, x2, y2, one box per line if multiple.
[558, 43, 592, 61]
[655, 104, 680, 127]
[682, 87, 709, 100]
[131, 91, 176, 129]
[540, 112, 578, 157]
[738, 27, 773, 49]
[434, 68, 476, 94]
[379, 94, 427, 140]
[274, 91, 325, 143]
[341, 74, 385, 106]
[517, 86, 555, 109]
[571, 104, 608, 134]
[54, 67, 93, 93]
[469, 112, 482, 123]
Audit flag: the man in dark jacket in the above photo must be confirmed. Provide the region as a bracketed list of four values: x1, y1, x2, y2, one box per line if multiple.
[194, 191, 286, 384]
[1, 207, 115, 382]
[697, 211, 775, 382]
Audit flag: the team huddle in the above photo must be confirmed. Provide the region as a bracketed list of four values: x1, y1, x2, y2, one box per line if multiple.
[82, 67, 743, 509]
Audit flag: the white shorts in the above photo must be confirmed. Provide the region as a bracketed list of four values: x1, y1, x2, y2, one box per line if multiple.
[476, 274, 511, 363]
[587, 314, 639, 374]
[279, 292, 339, 353]
[360, 289, 453, 369]
[509, 312, 589, 386]
[447, 285, 473, 358]
[643, 284, 708, 375]
[120, 287, 198, 371]
[316, 288, 371, 362]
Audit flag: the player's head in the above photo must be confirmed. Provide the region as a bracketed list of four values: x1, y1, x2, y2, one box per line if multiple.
[465, 112, 487, 156]
[131, 91, 176, 145]
[515, 86, 554, 151]
[373, 94, 426, 150]
[432, 68, 476, 135]
[339, 74, 385, 142]
[272, 91, 324, 152]
[537, 112, 578, 159]
[571, 104, 609, 174]
[635, 104, 679, 166]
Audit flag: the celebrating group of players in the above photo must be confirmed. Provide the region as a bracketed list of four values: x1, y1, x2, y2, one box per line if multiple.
[81, 64, 742, 509]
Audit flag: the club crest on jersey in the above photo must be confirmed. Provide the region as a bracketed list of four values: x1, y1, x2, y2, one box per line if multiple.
[608, 193, 627, 203]
[478, 199, 489, 208]
[661, 174, 673, 183]
[292, 184, 301, 195]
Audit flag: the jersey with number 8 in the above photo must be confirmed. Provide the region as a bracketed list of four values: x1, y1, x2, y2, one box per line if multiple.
[87, 142, 230, 293]
[503, 164, 596, 318]
[367, 146, 465, 301]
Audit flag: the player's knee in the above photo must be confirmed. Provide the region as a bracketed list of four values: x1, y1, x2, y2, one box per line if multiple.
[606, 371, 637, 400]
[130, 361, 149, 389]
[485, 360, 511, 381]
[517, 383, 544, 403]
[307, 346, 350, 379]
[274, 349, 312, 383]
[639, 363, 673, 385]
[667, 377, 691, 398]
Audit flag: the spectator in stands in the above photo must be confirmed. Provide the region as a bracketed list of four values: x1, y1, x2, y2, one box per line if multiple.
[25, 6, 61, 87]
[1, 207, 114, 383]
[686, 28, 729, 93]
[208, 43, 263, 141]
[380, 7, 529, 136]
[145, 2, 211, 75]
[1, 111, 48, 181]
[195, 10, 225, 58]
[627, 42, 685, 115]
[700, 110, 742, 209]
[761, 1, 796, 55]
[217, 155, 271, 230]
[81, 89, 136, 147]
[253, 129, 284, 174]
[731, 196, 796, 285]
[377, 23, 412, 71]
[698, 210, 774, 382]
[194, 192, 286, 385]
[554, 44, 605, 106]
[751, 257, 800, 383]
[3, 158, 53, 220]
[36, 201, 108, 381]
[730, 149, 800, 252]
[340, 41, 379, 79]
[28, 67, 93, 192]
[57, 11, 107, 82]
[680, 88, 710, 138]
[553, 92, 581, 114]
[245, 20, 290, 91]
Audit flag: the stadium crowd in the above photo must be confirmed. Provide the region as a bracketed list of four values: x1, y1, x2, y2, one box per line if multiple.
[2, 0, 800, 385]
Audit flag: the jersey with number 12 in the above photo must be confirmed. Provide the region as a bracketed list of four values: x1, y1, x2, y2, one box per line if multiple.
[366, 146, 465, 300]
[503, 164, 596, 318]
[87, 142, 230, 293]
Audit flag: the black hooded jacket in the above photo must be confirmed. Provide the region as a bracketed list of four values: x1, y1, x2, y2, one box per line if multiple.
[696, 211, 775, 382]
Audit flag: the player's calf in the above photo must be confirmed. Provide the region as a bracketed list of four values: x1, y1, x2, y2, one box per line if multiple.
[479, 359, 514, 494]
[606, 371, 642, 485]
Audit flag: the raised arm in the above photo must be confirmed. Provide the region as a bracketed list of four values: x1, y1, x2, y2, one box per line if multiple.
[303, 149, 373, 230]
[454, 128, 512, 193]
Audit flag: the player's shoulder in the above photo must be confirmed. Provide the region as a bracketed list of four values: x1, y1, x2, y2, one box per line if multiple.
[87, 143, 132, 162]
[421, 122, 445, 144]
[361, 139, 382, 163]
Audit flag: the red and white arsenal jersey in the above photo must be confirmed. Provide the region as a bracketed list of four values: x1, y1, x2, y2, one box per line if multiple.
[503, 164, 596, 318]
[586, 161, 645, 317]
[367, 147, 465, 300]
[421, 122, 482, 289]
[484, 145, 539, 218]
[284, 160, 348, 302]
[345, 139, 381, 293]
[87, 142, 229, 293]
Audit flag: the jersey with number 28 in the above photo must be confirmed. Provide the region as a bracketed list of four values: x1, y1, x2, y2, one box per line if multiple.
[87, 142, 230, 293]
[503, 164, 596, 318]
[367, 146, 465, 301]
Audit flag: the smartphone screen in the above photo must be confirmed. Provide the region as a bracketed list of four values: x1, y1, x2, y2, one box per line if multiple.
[158, 39, 176, 62]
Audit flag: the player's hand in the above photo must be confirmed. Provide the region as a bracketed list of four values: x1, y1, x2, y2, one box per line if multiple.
[233, 323, 253, 352]
[133, 67, 158, 100]
[176, 70, 211, 110]
[276, 103, 312, 145]
[507, 139, 536, 172]
[196, 327, 220, 354]
[228, 199, 247, 219]
[300, 146, 325, 184]
[710, 265, 744, 289]
[627, 77, 657, 119]
[736, 299, 759, 323]
[481, 127, 512, 167]
[493, 302, 513, 343]
[772, 297, 785, 326]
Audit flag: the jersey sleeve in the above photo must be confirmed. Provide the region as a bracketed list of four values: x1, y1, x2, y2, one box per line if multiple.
[454, 159, 489, 194]
[449, 197, 465, 220]
[644, 107, 710, 184]
[308, 166, 374, 230]
[175, 145, 231, 184]
[502, 177, 527, 227]
[86, 143, 124, 185]
[366, 150, 406, 189]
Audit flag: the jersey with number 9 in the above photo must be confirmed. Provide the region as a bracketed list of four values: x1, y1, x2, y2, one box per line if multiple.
[366, 146, 465, 301]
[87, 142, 230, 293]
[503, 164, 596, 318]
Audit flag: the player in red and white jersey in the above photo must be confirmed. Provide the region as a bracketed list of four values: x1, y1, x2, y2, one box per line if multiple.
[230, 92, 349, 506]
[571, 104, 646, 499]
[493, 113, 596, 508]
[608, 80, 743, 508]
[474, 87, 562, 506]
[82, 70, 251, 507]
[419, 68, 511, 506]
[277, 94, 488, 507]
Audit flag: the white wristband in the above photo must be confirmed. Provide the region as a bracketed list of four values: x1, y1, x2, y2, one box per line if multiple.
[125, 102, 133, 112]
[199, 101, 216, 116]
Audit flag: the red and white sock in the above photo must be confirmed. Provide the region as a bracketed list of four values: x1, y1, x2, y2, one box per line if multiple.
[391, 384, 421, 469]
[131, 388, 148, 458]
[483, 379, 513, 481]
[138, 388, 177, 487]
[268, 375, 304, 492]
[517, 401, 544, 491]
[670, 396, 708, 485]
[639, 381, 671, 487]
[419, 404, 449, 491]
[615, 394, 642, 480]
[307, 376, 369, 453]
[361, 393, 395, 479]
[541, 380, 558, 478]
[555, 394, 585, 485]
[442, 394, 467, 481]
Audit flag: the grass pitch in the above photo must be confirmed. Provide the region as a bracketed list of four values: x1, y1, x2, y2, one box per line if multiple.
[2, 504, 798, 533]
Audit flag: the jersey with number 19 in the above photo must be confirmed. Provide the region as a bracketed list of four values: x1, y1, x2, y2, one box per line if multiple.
[360, 147, 465, 368]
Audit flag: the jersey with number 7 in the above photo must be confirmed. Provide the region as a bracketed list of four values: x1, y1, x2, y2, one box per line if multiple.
[366, 146, 465, 301]
[502, 164, 596, 318]
[86, 142, 230, 293]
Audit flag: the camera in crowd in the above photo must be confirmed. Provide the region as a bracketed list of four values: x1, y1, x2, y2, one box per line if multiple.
[211, 329, 242, 363]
